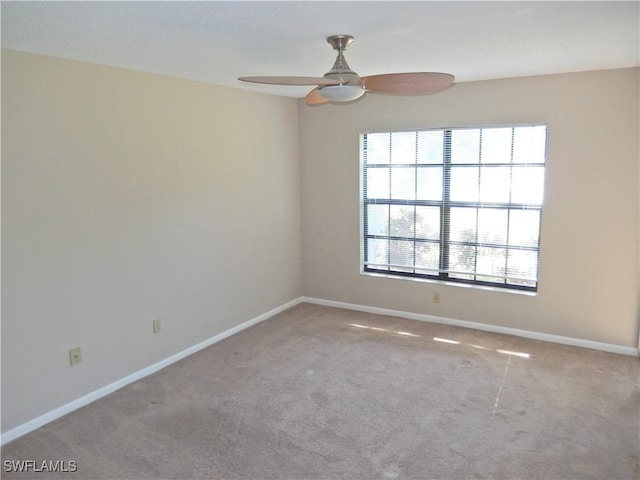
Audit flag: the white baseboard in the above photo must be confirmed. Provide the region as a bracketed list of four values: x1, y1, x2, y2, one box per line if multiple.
[1, 297, 304, 446]
[301, 296, 639, 357]
[3, 295, 636, 445]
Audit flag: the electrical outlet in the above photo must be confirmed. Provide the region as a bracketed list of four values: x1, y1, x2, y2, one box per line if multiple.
[69, 346, 82, 366]
[432, 292, 441, 303]
[153, 319, 162, 334]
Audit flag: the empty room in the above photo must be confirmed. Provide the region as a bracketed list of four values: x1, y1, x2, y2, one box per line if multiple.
[1, 1, 639, 479]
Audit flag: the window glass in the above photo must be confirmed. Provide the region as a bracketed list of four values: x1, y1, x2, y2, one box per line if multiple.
[415, 206, 440, 240]
[451, 129, 480, 164]
[450, 166, 479, 202]
[366, 168, 390, 199]
[416, 167, 442, 201]
[367, 204, 389, 236]
[479, 166, 511, 203]
[390, 205, 414, 237]
[417, 130, 444, 164]
[481, 128, 512, 164]
[391, 132, 417, 164]
[390, 167, 415, 200]
[366, 133, 391, 164]
[478, 209, 508, 244]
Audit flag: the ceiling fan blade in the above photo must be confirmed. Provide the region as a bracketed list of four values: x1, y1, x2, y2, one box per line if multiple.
[363, 72, 455, 95]
[238, 76, 340, 86]
[305, 88, 330, 106]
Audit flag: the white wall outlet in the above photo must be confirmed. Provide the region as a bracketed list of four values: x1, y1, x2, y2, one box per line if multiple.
[153, 319, 162, 334]
[69, 346, 82, 366]
[433, 292, 441, 303]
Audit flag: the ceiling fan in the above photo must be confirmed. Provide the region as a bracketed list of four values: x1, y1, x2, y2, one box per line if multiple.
[238, 35, 455, 105]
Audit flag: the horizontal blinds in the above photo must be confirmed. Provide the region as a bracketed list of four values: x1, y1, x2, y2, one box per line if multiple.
[363, 126, 546, 290]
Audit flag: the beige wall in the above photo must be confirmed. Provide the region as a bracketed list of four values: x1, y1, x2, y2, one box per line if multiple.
[1, 50, 302, 431]
[300, 68, 639, 348]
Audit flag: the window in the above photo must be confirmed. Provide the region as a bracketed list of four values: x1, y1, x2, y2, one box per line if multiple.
[361, 125, 546, 291]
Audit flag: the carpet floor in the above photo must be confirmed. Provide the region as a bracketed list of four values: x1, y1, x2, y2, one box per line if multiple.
[2, 303, 639, 479]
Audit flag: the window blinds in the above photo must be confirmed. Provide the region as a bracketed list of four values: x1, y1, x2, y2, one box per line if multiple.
[362, 125, 546, 291]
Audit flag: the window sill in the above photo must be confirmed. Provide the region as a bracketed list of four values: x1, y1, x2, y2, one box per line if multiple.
[360, 270, 538, 297]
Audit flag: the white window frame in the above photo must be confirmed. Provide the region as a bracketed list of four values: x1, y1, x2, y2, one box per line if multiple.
[360, 125, 547, 292]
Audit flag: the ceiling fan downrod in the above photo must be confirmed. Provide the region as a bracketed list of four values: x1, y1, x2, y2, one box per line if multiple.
[324, 35, 359, 82]
[320, 35, 364, 100]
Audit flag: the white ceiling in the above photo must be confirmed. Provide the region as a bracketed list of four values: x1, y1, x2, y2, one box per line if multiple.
[2, 1, 639, 99]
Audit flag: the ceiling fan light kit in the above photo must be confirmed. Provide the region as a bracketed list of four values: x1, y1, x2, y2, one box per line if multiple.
[318, 85, 365, 102]
[238, 35, 454, 106]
